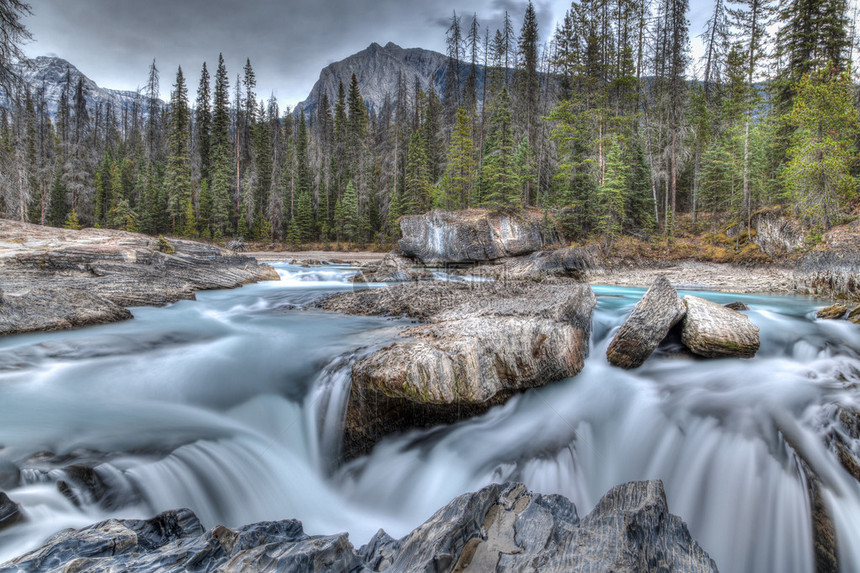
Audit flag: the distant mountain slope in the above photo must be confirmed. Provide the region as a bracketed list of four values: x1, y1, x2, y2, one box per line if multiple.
[298, 42, 484, 116]
[6, 56, 148, 117]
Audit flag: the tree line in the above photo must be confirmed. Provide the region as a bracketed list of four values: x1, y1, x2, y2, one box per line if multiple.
[0, 0, 858, 247]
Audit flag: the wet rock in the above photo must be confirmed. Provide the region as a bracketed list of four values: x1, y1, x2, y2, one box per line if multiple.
[0, 220, 278, 336]
[606, 276, 687, 369]
[0, 492, 22, 532]
[724, 301, 750, 311]
[399, 209, 551, 264]
[362, 480, 717, 573]
[321, 281, 595, 459]
[817, 304, 848, 320]
[351, 252, 433, 283]
[681, 295, 760, 358]
[847, 306, 860, 324]
[2, 481, 717, 573]
[457, 245, 600, 282]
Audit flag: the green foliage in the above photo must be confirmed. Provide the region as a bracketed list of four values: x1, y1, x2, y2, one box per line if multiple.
[63, 209, 83, 230]
[781, 67, 859, 229]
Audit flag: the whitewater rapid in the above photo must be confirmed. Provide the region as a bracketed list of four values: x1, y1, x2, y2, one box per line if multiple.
[0, 263, 859, 573]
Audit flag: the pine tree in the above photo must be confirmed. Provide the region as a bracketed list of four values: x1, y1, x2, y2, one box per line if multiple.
[340, 180, 359, 242]
[595, 138, 627, 241]
[195, 62, 212, 181]
[480, 89, 520, 211]
[404, 130, 431, 214]
[441, 106, 477, 209]
[782, 68, 858, 229]
[164, 66, 192, 233]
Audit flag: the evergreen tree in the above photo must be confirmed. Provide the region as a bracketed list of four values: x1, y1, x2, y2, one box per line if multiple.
[195, 62, 212, 181]
[782, 68, 858, 229]
[404, 130, 431, 214]
[595, 138, 627, 241]
[441, 106, 477, 209]
[340, 180, 359, 242]
[164, 66, 193, 233]
[480, 89, 520, 211]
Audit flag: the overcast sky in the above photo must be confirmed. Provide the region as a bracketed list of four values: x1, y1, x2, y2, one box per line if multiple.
[21, 0, 711, 108]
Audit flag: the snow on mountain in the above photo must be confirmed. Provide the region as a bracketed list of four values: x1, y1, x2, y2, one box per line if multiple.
[6, 56, 151, 117]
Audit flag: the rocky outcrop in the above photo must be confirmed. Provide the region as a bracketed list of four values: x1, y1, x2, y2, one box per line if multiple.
[1, 481, 718, 573]
[0, 221, 278, 335]
[794, 220, 860, 301]
[681, 295, 760, 358]
[726, 207, 807, 257]
[0, 492, 22, 532]
[606, 276, 687, 369]
[399, 209, 551, 265]
[320, 281, 595, 459]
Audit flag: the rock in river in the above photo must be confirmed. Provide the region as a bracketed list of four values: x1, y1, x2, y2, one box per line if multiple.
[0, 492, 22, 532]
[606, 275, 687, 369]
[681, 294, 760, 358]
[398, 209, 550, 264]
[1, 480, 718, 572]
[320, 280, 596, 459]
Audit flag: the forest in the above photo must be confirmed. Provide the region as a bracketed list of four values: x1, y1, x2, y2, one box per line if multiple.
[0, 0, 858, 247]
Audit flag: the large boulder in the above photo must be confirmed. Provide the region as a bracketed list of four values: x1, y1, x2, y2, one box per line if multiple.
[1, 481, 718, 572]
[681, 295, 760, 358]
[606, 276, 687, 369]
[398, 209, 550, 265]
[320, 281, 595, 459]
[351, 252, 433, 283]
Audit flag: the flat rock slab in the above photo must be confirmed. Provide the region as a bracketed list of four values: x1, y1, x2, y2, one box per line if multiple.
[681, 295, 760, 358]
[0, 221, 278, 335]
[606, 275, 686, 369]
[1, 481, 717, 572]
[320, 281, 595, 459]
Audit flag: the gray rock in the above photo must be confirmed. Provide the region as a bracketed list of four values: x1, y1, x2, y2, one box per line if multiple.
[2, 481, 717, 573]
[724, 301, 750, 311]
[399, 209, 550, 264]
[681, 295, 760, 358]
[0, 492, 22, 532]
[322, 281, 595, 459]
[0, 221, 279, 336]
[351, 252, 433, 283]
[606, 276, 687, 369]
[362, 480, 717, 573]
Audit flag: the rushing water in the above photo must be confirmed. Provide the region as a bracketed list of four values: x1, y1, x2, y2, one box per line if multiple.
[1, 263, 860, 572]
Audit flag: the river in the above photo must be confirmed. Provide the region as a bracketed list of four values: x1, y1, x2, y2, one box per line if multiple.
[1, 263, 859, 572]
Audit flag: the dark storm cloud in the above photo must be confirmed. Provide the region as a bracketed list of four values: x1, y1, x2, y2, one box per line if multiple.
[22, 0, 709, 107]
[23, 0, 569, 107]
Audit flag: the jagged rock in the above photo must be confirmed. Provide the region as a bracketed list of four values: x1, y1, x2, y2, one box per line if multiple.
[681, 295, 760, 358]
[724, 301, 750, 311]
[0, 221, 278, 335]
[817, 304, 848, 320]
[848, 306, 860, 324]
[320, 281, 595, 459]
[363, 480, 717, 572]
[399, 209, 551, 265]
[351, 252, 433, 283]
[606, 276, 687, 369]
[0, 492, 22, 532]
[1, 481, 718, 573]
[794, 220, 860, 300]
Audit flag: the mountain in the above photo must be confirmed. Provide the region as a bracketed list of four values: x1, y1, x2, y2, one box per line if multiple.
[298, 42, 484, 117]
[6, 56, 148, 117]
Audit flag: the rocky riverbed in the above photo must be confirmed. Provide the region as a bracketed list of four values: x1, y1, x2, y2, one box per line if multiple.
[0, 221, 278, 335]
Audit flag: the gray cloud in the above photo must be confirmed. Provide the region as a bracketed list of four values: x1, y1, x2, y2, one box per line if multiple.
[22, 0, 710, 108]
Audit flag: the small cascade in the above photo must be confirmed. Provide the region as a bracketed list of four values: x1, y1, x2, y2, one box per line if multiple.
[304, 354, 356, 474]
